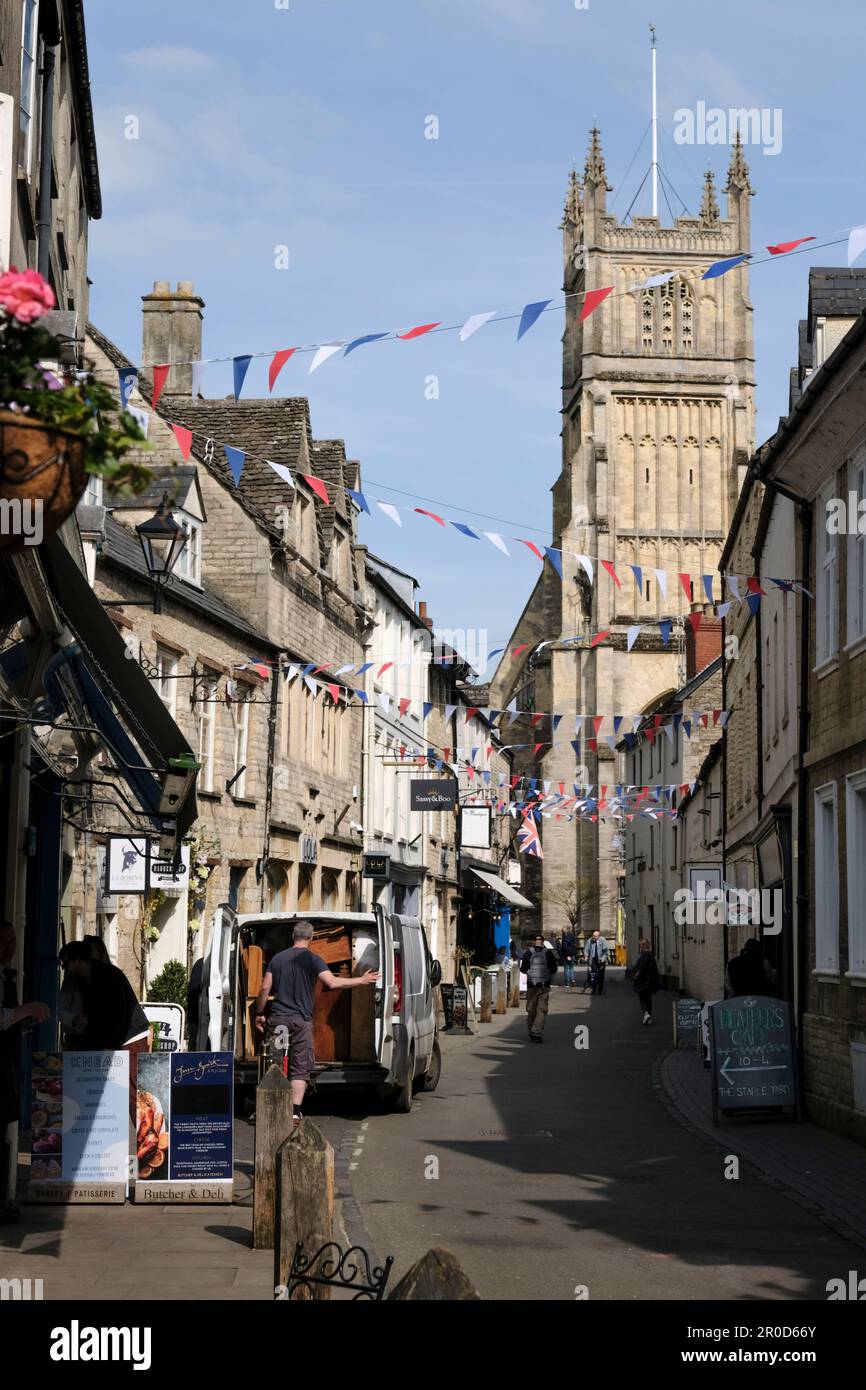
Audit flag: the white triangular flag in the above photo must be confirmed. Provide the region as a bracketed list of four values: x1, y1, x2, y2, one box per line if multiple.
[459, 310, 497, 342]
[629, 271, 675, 291]
[303, 675, 319, 695]
[377, 501, 402, 526]
[576, 554, 594, 585]
[309, 341, 345, 374]
[267, 460, 294, 488]
[484, 532, 510, 555]
[128, 405, 150, 438]
[848, 225, 866, 267]
[191, 361, 207, 399]
[626, 625, 641, 653]
[654, 568, 668, 598]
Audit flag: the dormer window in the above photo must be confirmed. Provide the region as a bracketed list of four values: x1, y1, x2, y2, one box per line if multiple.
[174, 514, 202, 585]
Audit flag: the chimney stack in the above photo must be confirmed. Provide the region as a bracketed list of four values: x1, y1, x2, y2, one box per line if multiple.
[685, 602, 723, 680]
[141, 280, 204, 397]
[417, 600, 433, 629]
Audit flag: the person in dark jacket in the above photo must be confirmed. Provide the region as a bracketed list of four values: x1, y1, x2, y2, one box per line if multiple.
[59, 940, 151, 1116]
[187, 957, 204, 1048]
[1, 921, 50, 1223]
[520, 934, 558, 1042]
[559, 931, 577, 988]
[631, 937, 661, 1025]
[725, 937, 777, 996]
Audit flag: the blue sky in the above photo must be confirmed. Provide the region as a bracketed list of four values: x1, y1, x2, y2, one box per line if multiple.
[85, 0, 866, 667]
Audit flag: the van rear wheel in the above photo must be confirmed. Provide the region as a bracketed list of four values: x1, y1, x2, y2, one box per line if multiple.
[420, 1039, 441, 1092]
[392, 1047, 414, 1113]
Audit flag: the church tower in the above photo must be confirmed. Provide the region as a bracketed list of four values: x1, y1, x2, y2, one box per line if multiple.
[491, 128, 755, 941]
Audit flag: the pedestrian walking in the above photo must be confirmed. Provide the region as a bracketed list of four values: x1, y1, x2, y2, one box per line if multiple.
[1, 921, 50, 1223]
[725, 937, 777, 997]
[586, 930, 609, 995]
[520, 933, 558, 1042]
[560, 930, 577, 988]
[631, 937, 661, 1025]
[255, 919, 377, 1122]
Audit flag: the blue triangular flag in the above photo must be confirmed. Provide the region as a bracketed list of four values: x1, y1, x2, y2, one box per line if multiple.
[702, 574, 714, 604]
[232, 355, 252, 400]
[544, 547, 563, 577]
[345, 333, 389, 356]
[347, 488, 371, 514]
[630, 564, 643, 595]
[701, 253, 750, 280]
[517, 299, 552, 340]
[118, 368, 138, 409]
[225, 445, 245, 485]
[422, 702, 433, 720]
[658, 619, 672, 646]
[746, 593, 761, 616]
[451, 522, 480, 539]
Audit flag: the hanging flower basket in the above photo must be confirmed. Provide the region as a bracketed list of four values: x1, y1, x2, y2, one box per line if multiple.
[0, 410, 89, 554]
[0, 267, 152, 555]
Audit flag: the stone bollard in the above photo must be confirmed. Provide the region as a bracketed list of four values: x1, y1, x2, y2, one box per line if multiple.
[479, 971, 493, 1023]
[388, 1247, 482, 1300]
[274, 1120, 335, 1299]
[252, 1064, 295, 1250]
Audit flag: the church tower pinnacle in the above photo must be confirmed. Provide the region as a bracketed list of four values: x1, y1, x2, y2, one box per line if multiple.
[699, 168, 720, 227]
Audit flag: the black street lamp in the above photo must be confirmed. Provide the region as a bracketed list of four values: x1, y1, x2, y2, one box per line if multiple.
[134, 493, 188, 614]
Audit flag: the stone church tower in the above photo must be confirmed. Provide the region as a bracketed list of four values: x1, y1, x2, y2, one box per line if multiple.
[491, 128, 755, 940]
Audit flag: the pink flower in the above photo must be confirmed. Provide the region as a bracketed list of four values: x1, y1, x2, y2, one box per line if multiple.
[0, 267, 55, 324]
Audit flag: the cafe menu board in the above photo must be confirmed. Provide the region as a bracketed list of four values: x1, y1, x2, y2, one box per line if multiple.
[673, 998, 703, 1049]
[28, 1051, 129, 1203]
[709, 996, 801, 1125]
[135, 1051, 233, 1202]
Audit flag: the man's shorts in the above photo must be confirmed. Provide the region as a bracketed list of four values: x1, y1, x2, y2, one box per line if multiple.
[267, 1016, 315, 1081]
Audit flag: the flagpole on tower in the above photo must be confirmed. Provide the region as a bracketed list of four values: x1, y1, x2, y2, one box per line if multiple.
[650, 24, 658, 219]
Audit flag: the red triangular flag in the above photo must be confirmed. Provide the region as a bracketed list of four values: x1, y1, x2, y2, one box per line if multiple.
[326, 683, 340, 703]
[592, 716, 604, 736]
[600, 559, 621, 588]
[398, 322, 440, 340]
[531, 713, 544, 727]
[766, 237, 815, 256]
[746, 576, 767, 595]
[415, 508, 446, 526]
[269, 348, 297, 392]
[687, 611, 702, 636]
[580, 286, 613, 322]
[679, 573, 693, 601]
[399, 697, 412, 716]
[151, 364, 170, 408]
[302, 474, 331, 505]
[533, 743, 545, 756]
[465, 707, 479, 721]
[512, 643, 530, 659]
[170, 423, 193, 460]
[712, 709, 722, 726]
[377, 662, 394, 678]
[590, 630, 610, 648]
[519, 539, 544, 560]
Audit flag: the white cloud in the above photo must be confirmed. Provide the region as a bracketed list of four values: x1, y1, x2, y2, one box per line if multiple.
[120, 46, 215, 76]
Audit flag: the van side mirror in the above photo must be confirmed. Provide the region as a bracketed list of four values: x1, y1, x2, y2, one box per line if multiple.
[430, 959, 442, 987]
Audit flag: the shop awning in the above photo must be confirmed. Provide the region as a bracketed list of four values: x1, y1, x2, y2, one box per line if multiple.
[470, 868, 533, 910]
[37, 535, 199, 840]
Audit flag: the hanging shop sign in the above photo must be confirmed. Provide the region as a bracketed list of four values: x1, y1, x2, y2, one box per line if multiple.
[106, 835, 149, 895]
[362, 853, 390, 879]
[410, 778, 457, 811]
[460, 805, 492, 850]
[709, 996, 800, 1125]
[301, 832, 318, 865]
[148, 844, 191, 894]
[135, 1051, 233, 1202]
[27, 1051, 129, 1203]
[143, 1003, 186, 1053]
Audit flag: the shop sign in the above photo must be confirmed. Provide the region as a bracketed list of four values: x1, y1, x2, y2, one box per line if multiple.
[135, 1051, 233, 1202]
[143, 1003, 186, 1053]
[362, 853, 390, 879]
[301, 833, 318, 865]
[27, 1051, 129, 1203]
[410, 778, 457, 811]
[709, 997, 799, 1125]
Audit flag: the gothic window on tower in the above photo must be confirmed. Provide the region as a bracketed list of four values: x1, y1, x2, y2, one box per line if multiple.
[641, 292, 654, 350]
[680, 281, 694, 352]
[661, 292, 674, 351]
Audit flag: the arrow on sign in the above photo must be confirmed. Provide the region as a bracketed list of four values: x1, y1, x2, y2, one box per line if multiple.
[720, 1057, 787, 1087]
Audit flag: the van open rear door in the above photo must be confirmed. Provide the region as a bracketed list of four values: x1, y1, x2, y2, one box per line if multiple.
[374, 903, 396, 1074]
[199, 903, 238, 1052]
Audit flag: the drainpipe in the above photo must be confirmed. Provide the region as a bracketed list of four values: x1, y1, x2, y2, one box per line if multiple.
[795, 500, 812, 1066]
[258, 656, 281, 911]
[36, 42, 57, 281]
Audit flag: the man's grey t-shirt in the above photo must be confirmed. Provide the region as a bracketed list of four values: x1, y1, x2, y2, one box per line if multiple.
[268, 946, 328, 1022]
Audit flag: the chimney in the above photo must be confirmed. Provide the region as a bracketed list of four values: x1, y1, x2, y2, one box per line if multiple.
[141, 280, 204, 397]
[417, 600, 433, 629]
[685, 603, 722, 681]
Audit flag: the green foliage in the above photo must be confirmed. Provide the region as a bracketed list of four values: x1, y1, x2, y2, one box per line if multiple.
[147, 959, 188, 1007]
[0, 316, 153, 494]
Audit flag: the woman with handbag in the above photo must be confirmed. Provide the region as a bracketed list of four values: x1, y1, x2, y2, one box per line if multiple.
[631, 937, 661, 1025]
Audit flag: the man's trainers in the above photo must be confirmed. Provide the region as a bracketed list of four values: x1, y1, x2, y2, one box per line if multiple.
[642, 1012, 651, 1025]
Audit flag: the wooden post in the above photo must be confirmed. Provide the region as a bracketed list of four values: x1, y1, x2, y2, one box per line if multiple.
[388, 1247, 481, 1300]
[508, 964, 520, 1008]
[253, 1064, 295, 1250]
[496, 967, 506, 1015]
[480, 971, 493, 1023]
[275, 1121, 335, 1299]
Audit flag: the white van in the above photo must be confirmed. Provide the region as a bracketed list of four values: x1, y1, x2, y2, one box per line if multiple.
[196, 905, 443, 1113]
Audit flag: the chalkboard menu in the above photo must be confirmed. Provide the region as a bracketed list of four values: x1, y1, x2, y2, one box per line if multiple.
[673, 998, 703, 1048]
[440, 982, 455, 1029]
[709, 996, 800, 1125]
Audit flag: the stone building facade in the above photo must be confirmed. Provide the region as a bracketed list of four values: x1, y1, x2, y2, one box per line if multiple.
[491, 129, 756, 941]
